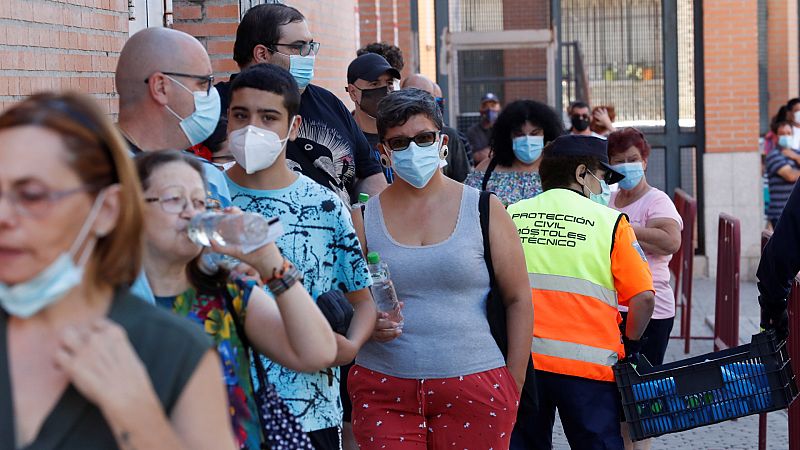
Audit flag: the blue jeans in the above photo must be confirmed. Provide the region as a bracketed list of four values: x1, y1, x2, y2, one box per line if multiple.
[510, 370, 623, 450]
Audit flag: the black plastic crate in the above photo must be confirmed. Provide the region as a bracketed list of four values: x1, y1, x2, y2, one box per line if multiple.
[614, 331, 798, 441]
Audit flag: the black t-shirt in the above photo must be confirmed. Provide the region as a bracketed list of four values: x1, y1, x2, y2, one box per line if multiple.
[215, 78, 382, 204]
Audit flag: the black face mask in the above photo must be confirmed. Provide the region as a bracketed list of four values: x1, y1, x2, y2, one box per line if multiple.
[570, 115, 590, 132]
[358, 86, 391, 118]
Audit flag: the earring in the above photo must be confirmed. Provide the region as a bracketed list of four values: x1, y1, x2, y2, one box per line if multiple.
[380, 154, 391, 168]
[440, 144, 449, 160]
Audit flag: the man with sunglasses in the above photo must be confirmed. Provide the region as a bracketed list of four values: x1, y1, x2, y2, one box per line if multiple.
[212, 3, 387, 206]
[115, 27, 233, 304]
[507, 135, 655, 450]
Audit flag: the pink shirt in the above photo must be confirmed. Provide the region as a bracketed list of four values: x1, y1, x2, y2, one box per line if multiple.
[611, 188, 683, 319]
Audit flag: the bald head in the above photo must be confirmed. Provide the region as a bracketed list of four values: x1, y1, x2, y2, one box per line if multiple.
[116, 28, 211, 108]
[401, 74, 435, 95]
[433, 82, 442, 98]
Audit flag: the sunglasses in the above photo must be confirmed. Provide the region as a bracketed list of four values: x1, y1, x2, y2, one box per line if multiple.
[384, 131, 440, 152]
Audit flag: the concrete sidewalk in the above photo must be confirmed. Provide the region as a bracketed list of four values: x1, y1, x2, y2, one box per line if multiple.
[548, 277, 791, 450]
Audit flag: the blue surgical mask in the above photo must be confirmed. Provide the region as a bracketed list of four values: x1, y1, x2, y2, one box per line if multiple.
[391, 141, 442, 189]
[0, 191, 106, 318]
[585, 172, 611, 206]
[289, 55, 315, 91]
[612, 162, 645, 191]
[512, 135, 544, 164]
[778, 135, 792, 149]
[165, 76, 221, 147]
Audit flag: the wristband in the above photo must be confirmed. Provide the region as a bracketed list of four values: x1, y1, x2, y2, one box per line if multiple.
[264, 258, 303, 296]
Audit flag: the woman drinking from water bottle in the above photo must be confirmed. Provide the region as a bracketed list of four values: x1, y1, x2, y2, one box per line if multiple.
[135, 150, 336, 450]
[348, 88, 533, 449]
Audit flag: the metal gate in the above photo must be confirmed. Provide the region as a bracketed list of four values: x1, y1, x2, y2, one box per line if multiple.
[557, 0, 704, 248]
[557, 0, 703, 199]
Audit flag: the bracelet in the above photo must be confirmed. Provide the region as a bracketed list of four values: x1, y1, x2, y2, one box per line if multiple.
[264, 258, 303, 296]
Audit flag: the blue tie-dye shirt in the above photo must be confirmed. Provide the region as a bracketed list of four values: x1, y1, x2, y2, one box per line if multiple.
[225, 173, 371, 432]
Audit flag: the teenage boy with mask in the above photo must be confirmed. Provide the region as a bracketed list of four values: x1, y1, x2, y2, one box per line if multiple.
[223, 63, 376, 450]
[214, 3, 387, 205]
[346, 53, 401, 183]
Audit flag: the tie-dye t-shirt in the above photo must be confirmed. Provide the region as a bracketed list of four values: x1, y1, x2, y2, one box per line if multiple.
[225, 173, 372, 432]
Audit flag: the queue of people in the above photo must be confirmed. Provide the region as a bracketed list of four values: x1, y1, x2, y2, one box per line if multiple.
[0, 3, 717, 450]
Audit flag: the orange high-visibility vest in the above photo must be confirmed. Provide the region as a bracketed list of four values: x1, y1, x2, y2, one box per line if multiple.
[508, 188, 625, 382]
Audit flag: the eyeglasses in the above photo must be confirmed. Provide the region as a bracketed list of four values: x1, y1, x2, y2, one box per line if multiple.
[384, 131, 440, 152]
[144, 188, 208, 214]
[270, 41, 321, 57]
[144, 72, 215, 95]
[0, 184, 94, 218]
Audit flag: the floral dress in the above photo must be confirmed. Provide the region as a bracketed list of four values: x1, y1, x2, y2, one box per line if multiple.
[464, 169, 543, 206]
[155, 279, 261, 450]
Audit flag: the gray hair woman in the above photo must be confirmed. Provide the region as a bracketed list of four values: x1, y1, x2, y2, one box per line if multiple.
[347, 89, 533, 448]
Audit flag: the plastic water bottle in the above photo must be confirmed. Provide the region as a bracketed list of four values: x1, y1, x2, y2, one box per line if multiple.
[352, 192, 370, 213]
[367, 251, 403, 328]
[188, 212, 284, 254]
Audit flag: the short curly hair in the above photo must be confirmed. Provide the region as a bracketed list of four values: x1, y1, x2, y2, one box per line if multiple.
[490, 100, 564, 167]
[357, 42, 405, 72]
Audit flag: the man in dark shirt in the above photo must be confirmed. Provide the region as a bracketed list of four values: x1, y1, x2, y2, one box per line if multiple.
[214, 3, 387, 204]
[346, 53, 400, 183]
[467, 92, 501, 166]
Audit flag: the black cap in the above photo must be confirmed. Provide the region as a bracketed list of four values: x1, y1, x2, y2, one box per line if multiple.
[480, 92, 500, 105]
[545, 135, 625, 185]
[347, 53, 401, 85]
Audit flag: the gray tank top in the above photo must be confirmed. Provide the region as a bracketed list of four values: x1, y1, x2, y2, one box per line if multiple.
[356, 186, 506, 379]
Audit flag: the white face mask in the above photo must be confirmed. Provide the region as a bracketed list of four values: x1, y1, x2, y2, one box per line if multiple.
[228, 120, 295, 174]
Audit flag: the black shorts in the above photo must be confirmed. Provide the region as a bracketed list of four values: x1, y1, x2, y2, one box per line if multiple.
[307, 426, 341, 450]
[340, 362, 355, 422]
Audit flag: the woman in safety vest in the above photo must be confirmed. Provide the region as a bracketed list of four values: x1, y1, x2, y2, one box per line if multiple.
[508, 134, 655, 450]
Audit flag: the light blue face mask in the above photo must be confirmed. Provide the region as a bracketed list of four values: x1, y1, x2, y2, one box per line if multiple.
[611, 162, 645, 190]
[0, 191, 106, 318]
[164, 76, 221, 147]
[585, 171, 611, 206]
[391, 141, 442, 189]
[289, 55, 315, 91]
[512, 135, 544, 164]
[778, 135, 792, 149]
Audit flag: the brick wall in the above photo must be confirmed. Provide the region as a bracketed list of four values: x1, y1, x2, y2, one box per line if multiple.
[0, 0, 129, 114]
[358, 0, 415, 79]
[501, 0, 549, 104]
[766, 0, 799, 121]
[703, 0, 759, 153]
[173, 0, 360, 106]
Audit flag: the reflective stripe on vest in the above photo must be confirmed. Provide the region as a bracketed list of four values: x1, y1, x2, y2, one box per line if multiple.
[532, 337, 619, 367]
[528, 273, 618, 309]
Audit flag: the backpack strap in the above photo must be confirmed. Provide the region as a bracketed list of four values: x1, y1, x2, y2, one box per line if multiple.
[479, 190, 496, 288]
[481, 157, 499, 191]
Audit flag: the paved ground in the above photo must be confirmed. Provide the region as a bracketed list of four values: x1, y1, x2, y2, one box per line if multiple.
[548, 277, 791, 450]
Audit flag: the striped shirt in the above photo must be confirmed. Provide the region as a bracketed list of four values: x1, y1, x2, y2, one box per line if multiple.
[766, 148, 800, 221]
